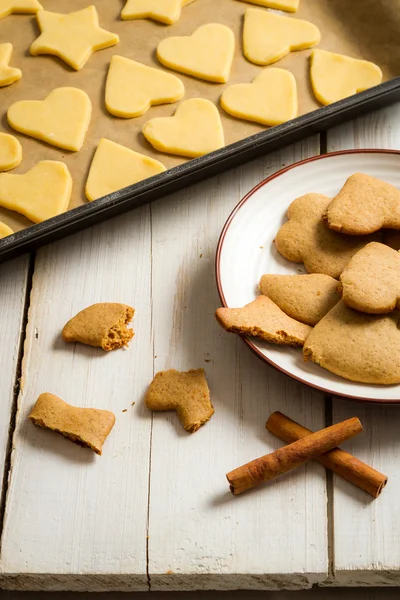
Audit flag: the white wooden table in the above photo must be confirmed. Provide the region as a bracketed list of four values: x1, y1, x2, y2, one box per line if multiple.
[0, 103, 400, 593]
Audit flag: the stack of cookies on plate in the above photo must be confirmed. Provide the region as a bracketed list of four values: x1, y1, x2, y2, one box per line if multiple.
[216, 173, 400, 385]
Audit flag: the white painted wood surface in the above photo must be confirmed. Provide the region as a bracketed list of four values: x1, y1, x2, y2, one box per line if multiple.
[0, 104, 400, 591]
[327, 104, 400, 587]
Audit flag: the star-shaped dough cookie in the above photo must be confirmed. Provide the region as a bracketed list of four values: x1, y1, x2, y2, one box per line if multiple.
[30, 6, 119, 71]
[0, 43, 21, 86]
[0, 0, 42, 20]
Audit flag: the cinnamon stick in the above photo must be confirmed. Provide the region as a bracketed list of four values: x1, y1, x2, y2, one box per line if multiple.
[266, 411, 387, 498]
[227, 416, 362, 495]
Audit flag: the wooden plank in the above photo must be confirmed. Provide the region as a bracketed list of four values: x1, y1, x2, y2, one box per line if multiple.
[148, 138, 329, 591]
[0, 255, 30, 499]
[327, 103, 400, 586]
[0, 208, 153, 591]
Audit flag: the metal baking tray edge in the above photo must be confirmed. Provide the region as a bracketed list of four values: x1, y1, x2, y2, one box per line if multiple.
[1, 78, 400, 263]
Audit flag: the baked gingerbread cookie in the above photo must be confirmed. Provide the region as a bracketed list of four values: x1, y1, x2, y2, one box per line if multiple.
[275, 193, 379, 279]
[303, 301, 400, 384]
[325, 173, 400, 235]
[146, 368, 214, 433]
[259, 273, 340, 326]
[339, 242, 400, 314]
[215, 295, 311, 347]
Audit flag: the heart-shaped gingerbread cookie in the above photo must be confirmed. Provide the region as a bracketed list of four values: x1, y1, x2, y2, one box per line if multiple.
[310, 50, 382, 106]
[105, 56, 184, 118]
[304, 301, 400, 384]
[8, 87, 92, 152]
[339, 242, 400, 314]
[0, 160, 72, 223]
[243, 8, 320, 66]
[86, 138, 166, 201]
[157, 23, 235, 83]
[142, 98, 225, 158]
[220, 68, 297, 126]
[121, 0, 195, 25]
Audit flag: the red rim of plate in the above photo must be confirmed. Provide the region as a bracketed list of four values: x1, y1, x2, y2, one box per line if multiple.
[215, 149, 400, 404]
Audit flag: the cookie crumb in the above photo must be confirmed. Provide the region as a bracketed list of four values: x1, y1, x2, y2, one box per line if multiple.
[122, 409, 127, 413]
[131, 401, 136, 406]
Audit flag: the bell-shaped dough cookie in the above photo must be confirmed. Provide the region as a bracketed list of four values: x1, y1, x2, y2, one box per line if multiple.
[86, 138, 166, 201]
[62, 303, 135, 351]
[30, 6, 119, 71]
[0, 160, 72, 223]
[243, 8, 320, 66]
[0, 0, 41, 20]
[0, 132, 22, 171]
[310, 49, 382, 106]
[220, 68, 297, 126]
[0, 221, 13, 238]
[237, 0, 299, 11]
[0, 43, 21, 87]
[142, 98, 225, 158]
[105, 56, 184, 118]
[121, 0, 195, 25]
[157, 23, 235, 83]
[8, 87, 92, 152]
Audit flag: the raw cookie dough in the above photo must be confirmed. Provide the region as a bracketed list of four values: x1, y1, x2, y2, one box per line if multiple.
[310, 49, 382, 106]
[157, 23, 235, 83]
[243, 8, 320, 66]
[0, 43, 21, 86]
[0, 0, 41, 20]
[220, 68, 297, 126]
[8, 87, 92, 152]
[0, 160, 72, 223]
[237, 0, 299, 11]
[30, 6, 119, 71]
[105, 56, 184, 118]
[0, 132, 22, 171]
[0, 221, 13, 238]
[86, 138, 166, 201]
[121, 0, 195, 25]
[142, 98, 225, 158]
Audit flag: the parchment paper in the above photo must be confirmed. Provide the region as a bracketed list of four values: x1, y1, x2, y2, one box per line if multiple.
[0, 0, 399, 232]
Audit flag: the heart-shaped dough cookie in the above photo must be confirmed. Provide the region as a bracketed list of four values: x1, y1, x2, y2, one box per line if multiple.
[0, 160, 72, 223]
[8, 87, 92, 152]
[157, 23, 235, 83]
[303, 301, 400, 384]
[142, 98, 225, 158]
[0, 43, 21, 87]
[243, 8, 320, 66]
[0, 221, 13, 238]
[105, 56, 184, 118]
[0, 132, 22, 171]
[310, 50, 382, 106]
[0, 0, 41, 20]
[325, 173, 400, 235]
[30, 6, 119, 71]
[237, 0, 299, 11]
[220, 68, 297, 126]
[86, 138, 166, 201]
[275, 193, 380, 278]
[121, 0, 195, 25]
[339, 242, 400, 314]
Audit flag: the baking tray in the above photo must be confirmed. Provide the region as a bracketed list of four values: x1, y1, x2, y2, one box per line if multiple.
[0, 0, 399, 263]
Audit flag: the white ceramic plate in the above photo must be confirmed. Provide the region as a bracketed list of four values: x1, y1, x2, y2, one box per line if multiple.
[216, 150, 400, 403]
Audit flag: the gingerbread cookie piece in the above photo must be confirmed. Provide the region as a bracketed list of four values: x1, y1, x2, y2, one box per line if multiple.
[260, 273, 340, 326]
[121, 0, 195, 25]
[0, 132, 22, 171]
[238, 0, 299, 11]
[325, 173, 400, 235]
[339, 242, 400, 314]
[275, 193, 380, 278]
[0, 0, 41, 20]
[303, 301, 400, 384]
[62, 303, 134, 351]
[146, 369, 214, 433]
[29, 393, 115, 455]
[216, 295, 311, 347]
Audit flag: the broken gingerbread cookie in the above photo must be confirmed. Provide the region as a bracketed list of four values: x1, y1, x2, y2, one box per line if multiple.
[62, 302, 134, 351]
